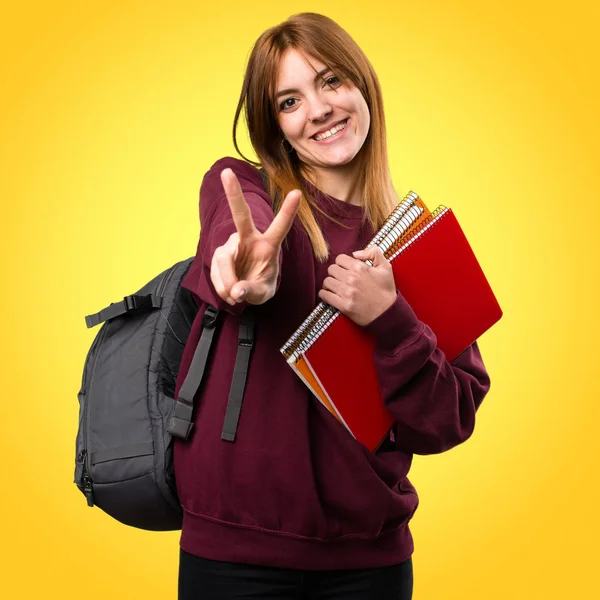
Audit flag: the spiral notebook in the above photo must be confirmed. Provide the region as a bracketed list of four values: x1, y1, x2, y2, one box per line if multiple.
[281, 192, 502, 451]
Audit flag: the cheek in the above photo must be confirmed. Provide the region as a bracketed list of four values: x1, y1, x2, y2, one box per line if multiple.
[279, 114, 306, 141]
[357, 99, 370, 130]
[362, 109, 371, 136]
[347, 91, 370, 133]
[357, 107, 370, 139]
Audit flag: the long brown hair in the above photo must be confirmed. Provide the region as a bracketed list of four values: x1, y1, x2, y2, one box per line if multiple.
[233, 12, 398, 261]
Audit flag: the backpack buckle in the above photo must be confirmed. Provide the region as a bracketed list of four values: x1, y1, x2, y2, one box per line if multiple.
[167, 415, 194, 440]
[203, 305, 219, 328]
[124, 294, 153, 311]
[167, 400, 195, 440]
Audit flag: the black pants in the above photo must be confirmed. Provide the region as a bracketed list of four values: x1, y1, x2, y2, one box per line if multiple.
[179, 549, 413, 599]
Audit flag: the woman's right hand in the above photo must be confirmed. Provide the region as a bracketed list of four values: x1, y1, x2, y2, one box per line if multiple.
[210, 168, 302, 306]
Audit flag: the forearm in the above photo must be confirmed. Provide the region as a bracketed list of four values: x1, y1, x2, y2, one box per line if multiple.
[364, 294, 491, 455]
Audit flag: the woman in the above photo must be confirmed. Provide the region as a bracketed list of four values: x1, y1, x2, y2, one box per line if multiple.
[174, 12, 490, 600]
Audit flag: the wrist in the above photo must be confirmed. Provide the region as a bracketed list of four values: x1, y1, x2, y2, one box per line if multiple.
[364, 291, 397, 326]
[363, 292, 425, 352]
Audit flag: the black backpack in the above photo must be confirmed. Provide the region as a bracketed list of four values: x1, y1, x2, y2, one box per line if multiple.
[74, 169, 269, 530]
[75, 261, 255, 530]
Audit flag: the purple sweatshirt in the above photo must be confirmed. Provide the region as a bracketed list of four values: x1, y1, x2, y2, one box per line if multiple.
[173, 157, 490, 570]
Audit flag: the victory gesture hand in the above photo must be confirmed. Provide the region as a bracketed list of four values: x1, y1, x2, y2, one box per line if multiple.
[210, 168, 301, 306]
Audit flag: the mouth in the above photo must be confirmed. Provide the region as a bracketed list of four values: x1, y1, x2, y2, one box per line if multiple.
[311, 118, 349, 142]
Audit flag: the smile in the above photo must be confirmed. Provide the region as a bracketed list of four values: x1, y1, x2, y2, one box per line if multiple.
[312, 119, 349, 142]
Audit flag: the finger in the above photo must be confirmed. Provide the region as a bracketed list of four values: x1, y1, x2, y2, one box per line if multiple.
[327, 263, 351, 283]
[264, 189, 302, 246]
[214, 244, 240, 298]
[210, 255, 236, 305]
[335, 253, 362, 270]
[318, 288, 344, 312]
[221, 168, 257, 239]
[352, 247, 376, 261]
[232, 280, 267, 305]
[369, 247, 388, 267]
[230, 280, 249, 303]
[321, 276, 346, 296]
[353, 246, 386, 267]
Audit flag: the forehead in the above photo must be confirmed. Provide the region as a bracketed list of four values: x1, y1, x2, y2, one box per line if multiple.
[276, 49, 327, 85]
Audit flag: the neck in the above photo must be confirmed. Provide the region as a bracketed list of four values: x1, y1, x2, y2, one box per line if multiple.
[302, 163, 363, 206]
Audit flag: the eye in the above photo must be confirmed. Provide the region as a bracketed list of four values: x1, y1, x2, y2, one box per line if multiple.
[279, 97, 297, 111]
[324, 75, 342, 88]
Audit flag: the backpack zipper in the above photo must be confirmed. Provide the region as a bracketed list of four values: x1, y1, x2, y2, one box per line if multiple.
[76, 449, 94, 506]
[78, 324, 109, 507]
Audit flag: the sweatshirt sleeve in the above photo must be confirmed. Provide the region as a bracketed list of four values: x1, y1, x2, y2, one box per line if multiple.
[180, 157, 282, 315]
[362, 292, 491, 455]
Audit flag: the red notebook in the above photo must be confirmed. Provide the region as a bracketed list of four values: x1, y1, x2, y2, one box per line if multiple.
[281, 201, 502, 452]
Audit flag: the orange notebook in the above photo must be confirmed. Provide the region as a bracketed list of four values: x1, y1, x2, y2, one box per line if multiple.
[281, 193, 502, 451]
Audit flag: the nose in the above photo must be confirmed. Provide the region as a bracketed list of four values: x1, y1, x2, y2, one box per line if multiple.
[307, 94, 332, 123]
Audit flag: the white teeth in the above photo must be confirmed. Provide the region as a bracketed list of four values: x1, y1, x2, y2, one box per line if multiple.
[314, 120, 347, 141]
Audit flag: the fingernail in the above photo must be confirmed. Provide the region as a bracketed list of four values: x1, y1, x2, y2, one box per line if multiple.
[239, 288, 247, 298]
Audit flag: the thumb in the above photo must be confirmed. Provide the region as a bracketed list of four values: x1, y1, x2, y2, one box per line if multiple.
[230, 280, 269, 304]
[352, 246, 387, 267]
[230, 281, 249, 302]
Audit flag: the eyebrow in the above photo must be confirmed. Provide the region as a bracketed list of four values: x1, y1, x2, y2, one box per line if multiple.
[275, 67, 333, 99]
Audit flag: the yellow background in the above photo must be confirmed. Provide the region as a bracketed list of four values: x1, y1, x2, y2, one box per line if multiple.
[1, 0, 598, 598]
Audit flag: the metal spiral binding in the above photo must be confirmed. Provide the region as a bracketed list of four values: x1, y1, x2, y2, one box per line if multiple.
[365, 191, 419, 250]
[280, 192, 426, 362]
[280, 302, 333, 358]
[378, 205, 424, 257]
[294, 308, 340, 358]
[387, 206, 448, 261]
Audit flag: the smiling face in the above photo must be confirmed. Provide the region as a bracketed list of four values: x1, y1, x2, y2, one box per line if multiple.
[275, 48, 370, 175]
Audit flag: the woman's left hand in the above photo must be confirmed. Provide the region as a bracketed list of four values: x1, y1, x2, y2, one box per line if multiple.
[318, 246, 397, 326]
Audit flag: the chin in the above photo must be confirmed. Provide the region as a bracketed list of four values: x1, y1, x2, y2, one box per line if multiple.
[323, 150, 361, 167]
[310, 149, 359, 167]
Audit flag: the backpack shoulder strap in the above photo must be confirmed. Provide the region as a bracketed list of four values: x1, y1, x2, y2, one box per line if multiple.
[221, 309, 255, 442]
[167, 305, 255, 442]
[167, 305, 221, 440]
